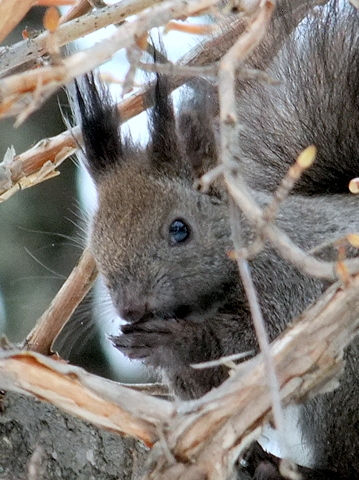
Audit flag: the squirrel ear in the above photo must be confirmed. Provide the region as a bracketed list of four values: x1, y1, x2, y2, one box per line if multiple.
[74, 73, 125, 181]
[145, 39, 188, 177]
[147, 73, 191, 179]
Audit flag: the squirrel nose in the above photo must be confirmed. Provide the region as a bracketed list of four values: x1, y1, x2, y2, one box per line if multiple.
[120, 304, 148, 323]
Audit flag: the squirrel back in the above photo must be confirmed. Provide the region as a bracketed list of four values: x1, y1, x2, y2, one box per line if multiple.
[236, 0, 359, 195]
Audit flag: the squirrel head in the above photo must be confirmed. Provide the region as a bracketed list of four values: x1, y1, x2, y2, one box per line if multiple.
[75, 74, 236, 324]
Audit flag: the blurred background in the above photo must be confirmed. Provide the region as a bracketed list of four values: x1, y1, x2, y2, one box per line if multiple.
[0, 6, 118, 378]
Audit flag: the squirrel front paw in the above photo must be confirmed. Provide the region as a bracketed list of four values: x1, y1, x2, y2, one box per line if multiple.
[111, 317, 189, 366]
[112, 317, 230, 399]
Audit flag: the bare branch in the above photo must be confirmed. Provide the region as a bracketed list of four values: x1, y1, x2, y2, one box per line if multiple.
[0, 16, 236, 199]
[0, 0, 163, 78]
[263, 145, 317, 223]
[0, 349, 173, 446]
[24, 249, 98, 355]
[217, 0, 295, 474]
[0, 0, 326, 201]
[0, 127, 78, 200]
[0, 0, 37, 44]
[230, 200, 297, 478]
[58, 0, 92, 25]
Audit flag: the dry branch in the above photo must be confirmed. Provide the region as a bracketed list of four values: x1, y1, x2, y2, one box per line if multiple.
[59, 0, 91, 24]
[0, 0, 163, 78]
[24, 249, 98, 355]
[0, 17, 234, 199]
[0, 0, 42, 44]
[0, 127, 78, 201]
[147, 275, 359, 480]
[0, 349, 173, 446]
[226, 170, 359, 281]
[216, 2, 295, 475]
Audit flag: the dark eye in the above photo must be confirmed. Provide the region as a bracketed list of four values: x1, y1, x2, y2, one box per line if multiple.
[169, 219, 191, 245]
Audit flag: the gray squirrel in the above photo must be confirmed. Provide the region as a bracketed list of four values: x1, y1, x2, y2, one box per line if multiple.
[74, 1, 359, 478]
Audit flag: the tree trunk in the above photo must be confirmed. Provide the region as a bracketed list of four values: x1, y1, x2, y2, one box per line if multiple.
[0, 391, 149, 480]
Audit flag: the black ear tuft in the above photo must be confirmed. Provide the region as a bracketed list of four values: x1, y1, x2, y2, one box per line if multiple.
[147, 73, 186, 176]
[75, 73, 123, 180]
[146, 40, 188, 177]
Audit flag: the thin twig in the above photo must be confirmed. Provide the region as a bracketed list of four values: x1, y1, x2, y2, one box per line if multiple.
[59, 0, 92, 25]
[226, 171, 359, 281]
[138, 60, 218, 78]
[0, 14, 239, 199]
[235, 146, 317, 261]
[218, 2, 300, 477]
[263, 145, 317, 223]
[191, 350, 255, 369]
[0, 0, 306, 199]
[230, 200, 295, 469]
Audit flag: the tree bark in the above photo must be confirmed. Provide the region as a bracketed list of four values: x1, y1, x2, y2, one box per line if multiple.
[0, 391, 149, 480]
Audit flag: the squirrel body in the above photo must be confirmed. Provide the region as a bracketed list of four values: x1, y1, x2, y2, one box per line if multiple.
[74, 1, 359, 477]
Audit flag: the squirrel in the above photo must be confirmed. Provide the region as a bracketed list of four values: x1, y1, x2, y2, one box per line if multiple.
[73, 1, 359, 478]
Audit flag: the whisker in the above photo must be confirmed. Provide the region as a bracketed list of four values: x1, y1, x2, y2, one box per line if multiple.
[23, 248, 66, 280]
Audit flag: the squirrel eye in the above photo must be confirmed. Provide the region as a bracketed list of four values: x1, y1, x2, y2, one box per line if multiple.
[169, 219, 191, 245]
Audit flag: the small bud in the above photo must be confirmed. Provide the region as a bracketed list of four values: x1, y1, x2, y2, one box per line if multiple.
[135, 33, 148, 51]
[347, 233, 359, 248]
[349, 177, 359, 194]
[296, 145, 317, 169]
[227, 250, 237, 261]
[336, 261, 351, 288]
[165, 21, 214, 35]
[43, 7, 60, 34]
